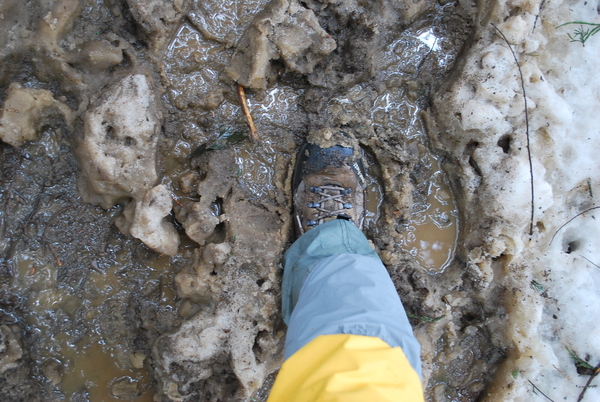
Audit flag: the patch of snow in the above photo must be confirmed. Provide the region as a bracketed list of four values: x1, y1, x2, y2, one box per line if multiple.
[433, 0, 600, 398]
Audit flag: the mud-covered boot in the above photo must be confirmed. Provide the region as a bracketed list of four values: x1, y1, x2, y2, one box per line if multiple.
[292, 133, 367, 236]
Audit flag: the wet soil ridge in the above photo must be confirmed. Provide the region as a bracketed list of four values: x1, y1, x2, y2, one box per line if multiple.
[4, 0, 582, 400]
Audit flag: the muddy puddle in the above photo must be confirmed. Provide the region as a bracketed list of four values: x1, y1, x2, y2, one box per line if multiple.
[402, 158, 458, 273]
[16, 243, 178, 401]
[0, 0, 512, 401]
[1, 125, 184, 400]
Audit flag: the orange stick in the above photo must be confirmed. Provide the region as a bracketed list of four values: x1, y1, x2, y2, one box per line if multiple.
[237, 84, 259, 141]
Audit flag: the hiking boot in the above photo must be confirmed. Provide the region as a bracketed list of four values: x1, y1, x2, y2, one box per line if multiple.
[292, 137, 367, 236]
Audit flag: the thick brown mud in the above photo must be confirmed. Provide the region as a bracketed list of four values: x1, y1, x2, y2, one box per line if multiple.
[1, 1, 510, 401]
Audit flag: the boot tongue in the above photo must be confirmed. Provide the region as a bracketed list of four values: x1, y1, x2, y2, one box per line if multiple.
[300, 145, 354, 177]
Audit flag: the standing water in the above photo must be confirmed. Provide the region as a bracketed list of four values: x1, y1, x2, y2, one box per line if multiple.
[0, 0, 484, 400]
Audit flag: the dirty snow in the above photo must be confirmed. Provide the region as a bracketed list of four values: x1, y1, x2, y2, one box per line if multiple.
[431, 0, 600, 399]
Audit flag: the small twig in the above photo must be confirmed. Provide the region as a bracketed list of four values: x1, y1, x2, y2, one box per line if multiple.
[442, 295, 460, 315]
[532, 0, 547, 33]
[578, 364, 600, 402]
[0, 108, 19, 113]
[491, 24, 534, 236]
[415, 37, 438, 77]
[553, 364, 572, 381]
[580, 255, 600, 269]
[528, 380, 555, 402]
[41, 205, 71, 255]
[10, 189, 27, 203]
[45, 244, 62, 267]
[549, 206, 600, 245]
[23, 185, 45, 229]
[236, 84, 259, 141]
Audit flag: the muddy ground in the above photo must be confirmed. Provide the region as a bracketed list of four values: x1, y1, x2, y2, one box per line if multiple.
[1, 0, 517, 400]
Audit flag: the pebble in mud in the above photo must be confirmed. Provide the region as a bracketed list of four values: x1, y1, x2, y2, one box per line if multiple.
[41, 358, 63, 386]
[0, 83, 73, 147]
[109, 376, 141, 400]
[0, 325, 23, 375]
[69, 40, 124, 72]
[200, 242, 232, 268]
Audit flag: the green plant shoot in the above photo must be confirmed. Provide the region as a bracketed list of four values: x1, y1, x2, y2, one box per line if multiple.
[557, 21, 600, 46]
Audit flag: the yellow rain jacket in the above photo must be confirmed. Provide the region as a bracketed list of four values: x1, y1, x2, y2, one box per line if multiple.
[268, 334, 424, 401]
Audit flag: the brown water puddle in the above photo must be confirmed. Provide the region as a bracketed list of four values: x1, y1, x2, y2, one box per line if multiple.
[399, 160, 458, 272]
[59, 343, 153, 401]
[369, 79, 458, 273]
[14, 245, 177, 400]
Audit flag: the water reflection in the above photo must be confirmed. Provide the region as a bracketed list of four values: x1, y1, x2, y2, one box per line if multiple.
[417, 29, 441, 51]
[235, 141, 277, 200]
[399, 166, 459, 272]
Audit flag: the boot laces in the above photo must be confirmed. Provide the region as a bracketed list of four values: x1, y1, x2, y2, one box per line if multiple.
[306, 185, 353, 226]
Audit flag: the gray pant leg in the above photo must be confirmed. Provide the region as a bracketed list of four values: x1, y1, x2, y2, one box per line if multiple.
[282, 219, 422, 377]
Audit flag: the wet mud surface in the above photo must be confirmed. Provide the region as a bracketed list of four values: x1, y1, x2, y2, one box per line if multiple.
[1, 0, 512, 401]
